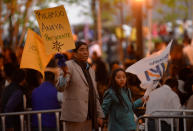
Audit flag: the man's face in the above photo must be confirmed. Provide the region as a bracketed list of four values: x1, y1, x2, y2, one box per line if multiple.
[75, 44, 89, 62]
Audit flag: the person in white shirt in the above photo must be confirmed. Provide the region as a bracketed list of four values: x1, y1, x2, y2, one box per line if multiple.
[146, 78, 181, 131]
[183, 38, 193, 65]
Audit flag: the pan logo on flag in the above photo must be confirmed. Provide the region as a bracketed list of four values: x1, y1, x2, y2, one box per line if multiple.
[144, 62, 168, 81]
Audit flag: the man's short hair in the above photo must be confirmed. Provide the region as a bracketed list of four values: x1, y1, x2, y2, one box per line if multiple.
[45, 71, 55, 83]
[165, 78, 178, 89]
[73, 41, 87, 52]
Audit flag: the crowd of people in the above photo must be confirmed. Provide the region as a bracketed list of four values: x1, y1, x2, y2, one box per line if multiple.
[0, 33, 192, 131]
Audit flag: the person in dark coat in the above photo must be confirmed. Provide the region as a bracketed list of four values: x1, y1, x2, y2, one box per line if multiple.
[1, 69, 26, 131]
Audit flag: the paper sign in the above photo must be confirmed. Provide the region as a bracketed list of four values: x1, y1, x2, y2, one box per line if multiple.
[20, 29, 52, 77]
[34, 5, 75, 54]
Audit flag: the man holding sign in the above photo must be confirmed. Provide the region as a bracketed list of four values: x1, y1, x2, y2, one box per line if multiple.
[34, 6, 104, 130]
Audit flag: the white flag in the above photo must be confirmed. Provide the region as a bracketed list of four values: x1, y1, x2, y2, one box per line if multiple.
[126, 40, 173, 96]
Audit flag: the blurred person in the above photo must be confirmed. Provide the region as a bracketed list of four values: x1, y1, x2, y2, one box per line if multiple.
[0, 54, 4, 112]
[31, 71, 60, 131]
[0, 54, 3, 71]
[166, 31, 175, 43]
[2, 63, 17, 88]
[0, 63, 17, 116]
[0, 54, 4, 86]
[89, 41, 102, 59]
[151, 42, 166, 54]
[1, 69, 27, 131]
[57, 41, 104, 131]
[125, 44, 137, 60]
[182, 19, 189, 34]
[123, 59, 137, 70]
[109, 60, 122, 73]
[126, 73, 145, 117]
[177, 66, 193, 131]
[177, 66, 193, 106]
[94, 58, 109, 103]
[184, 75, 193, 97]
[102, 68, 146, 131]
[169, 43, 187, 77]
[91, 51, 100, 64]
[146, 78, 181, 131]
[126, 73, 145, 101]
[25, 69, 43, 108]
[182, 38, 193, 65]
[158, 23, 168, 41]
[184, 76, 193, 131]
[3, 48, 18, 66]
[124, 57, 147, 115]
[15, 46, 24, 64]
[106, 36, 119, 64]
[152, 23, 158, 39]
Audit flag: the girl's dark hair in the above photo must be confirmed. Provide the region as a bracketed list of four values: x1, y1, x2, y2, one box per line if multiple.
[110, 68, 128, 106]
[165, 77, 178, 89]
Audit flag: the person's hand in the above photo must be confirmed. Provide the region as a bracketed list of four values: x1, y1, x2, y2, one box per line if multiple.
[142, 95, 149, 103]
[97, 118, 103, 127]
[61, 66, 68, 77]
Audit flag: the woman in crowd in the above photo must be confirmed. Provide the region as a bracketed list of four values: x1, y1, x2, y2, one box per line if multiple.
[102, 68, 146, 131]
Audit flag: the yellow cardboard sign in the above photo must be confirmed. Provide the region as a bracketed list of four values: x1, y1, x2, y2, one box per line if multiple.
[34, 5, 75, 54]
[20, 29, 52, 77]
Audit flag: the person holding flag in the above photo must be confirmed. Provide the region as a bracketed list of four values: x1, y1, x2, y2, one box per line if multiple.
[102, 68, 147, 131]
[125, 40, 182, 131]
[126, 40, 173, 97]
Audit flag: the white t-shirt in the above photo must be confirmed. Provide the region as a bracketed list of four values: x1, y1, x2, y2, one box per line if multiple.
[146, 85, 181, 124]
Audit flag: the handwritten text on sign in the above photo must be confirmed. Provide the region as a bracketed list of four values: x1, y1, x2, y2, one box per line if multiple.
[34, 5, 75, 54]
